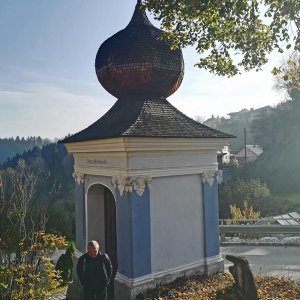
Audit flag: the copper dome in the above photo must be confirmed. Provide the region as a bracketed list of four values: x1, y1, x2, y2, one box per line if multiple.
[95, 1, 184, 99]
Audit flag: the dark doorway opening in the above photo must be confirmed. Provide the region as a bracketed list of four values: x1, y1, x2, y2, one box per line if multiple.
[104, 187, 117, 300]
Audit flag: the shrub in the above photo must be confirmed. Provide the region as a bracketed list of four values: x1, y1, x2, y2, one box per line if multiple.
[0, 232, 66, 300]
[219, 179, 270, 218]
[55, 242, 75, 285]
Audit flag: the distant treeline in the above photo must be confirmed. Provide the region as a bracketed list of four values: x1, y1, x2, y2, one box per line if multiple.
[2, 142, 73, 191]
[0, 136, 52, 164]
[1, 140, 75, 239]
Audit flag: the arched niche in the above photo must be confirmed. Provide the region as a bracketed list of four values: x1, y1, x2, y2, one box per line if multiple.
[86, 183, 118, 275]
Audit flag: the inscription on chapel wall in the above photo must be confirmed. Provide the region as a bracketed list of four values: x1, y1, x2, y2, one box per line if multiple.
[86, 159, 108, 166]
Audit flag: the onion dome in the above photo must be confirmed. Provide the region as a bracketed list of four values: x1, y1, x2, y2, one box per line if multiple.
[61, 2, 235, 144]
[95, 0, 184, 99]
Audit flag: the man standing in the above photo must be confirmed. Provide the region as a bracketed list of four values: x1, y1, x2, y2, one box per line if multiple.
[77, 240, 112, 300]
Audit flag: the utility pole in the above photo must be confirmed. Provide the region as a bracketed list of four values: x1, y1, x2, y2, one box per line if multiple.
[244, 128, 247, 162]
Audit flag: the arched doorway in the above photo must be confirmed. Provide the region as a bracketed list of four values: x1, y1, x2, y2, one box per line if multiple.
[87, 184, 117, 299]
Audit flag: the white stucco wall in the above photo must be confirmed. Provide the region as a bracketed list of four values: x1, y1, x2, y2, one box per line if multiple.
[129, 152, 217, 170]
[150, 174, 205, 272]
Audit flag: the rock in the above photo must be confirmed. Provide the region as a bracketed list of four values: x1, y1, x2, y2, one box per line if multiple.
[226, 255, 259, 300]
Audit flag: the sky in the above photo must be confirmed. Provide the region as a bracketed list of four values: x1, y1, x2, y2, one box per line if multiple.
[0, 0, 285, 140]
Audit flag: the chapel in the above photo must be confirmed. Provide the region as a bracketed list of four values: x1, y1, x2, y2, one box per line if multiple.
[62, 1, 233, 299]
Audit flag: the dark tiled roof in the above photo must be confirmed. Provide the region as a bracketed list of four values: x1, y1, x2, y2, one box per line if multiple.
[95, 1, 184, 99]
[61, 97, 234, 143]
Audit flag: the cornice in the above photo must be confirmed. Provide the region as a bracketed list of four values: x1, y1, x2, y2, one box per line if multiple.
[65, 137, 229, 154]
[73, 165, 218, 178]
[73, 149, 215, 158]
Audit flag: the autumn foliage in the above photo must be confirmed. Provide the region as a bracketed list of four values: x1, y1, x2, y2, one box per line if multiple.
[0, 161, 67, 300]
[0, 232, 67, 300]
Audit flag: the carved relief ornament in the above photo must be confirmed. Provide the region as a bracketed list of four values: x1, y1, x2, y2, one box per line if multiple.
[73, 170, 85, 185]
[112, 176, 152, 196]
[200, 170, 219, 187]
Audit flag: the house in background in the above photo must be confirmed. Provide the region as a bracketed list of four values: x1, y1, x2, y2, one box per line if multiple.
[204, 106, 274, 128]
[235, 144, 263, 164]
[217, 145, 231, 169]
[217, 145, 237, 183]
[204, 115, 225, 129]
[227, 106, 273, 122]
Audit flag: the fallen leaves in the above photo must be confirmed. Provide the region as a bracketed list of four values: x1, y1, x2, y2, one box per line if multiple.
[138, 272, 300, 300]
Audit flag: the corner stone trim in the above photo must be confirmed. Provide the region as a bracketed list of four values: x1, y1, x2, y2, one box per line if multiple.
[112, 176, 152, 196]
[72, 170, 85, 185]
[200, 170, 219, 187]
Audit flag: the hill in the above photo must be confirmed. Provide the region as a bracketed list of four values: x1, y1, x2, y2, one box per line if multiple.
[203, 106, 273, 152]
[1, 142, 75, 238]
[0, 136, 51, 163]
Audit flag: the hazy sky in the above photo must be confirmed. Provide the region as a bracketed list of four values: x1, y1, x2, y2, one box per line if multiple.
[0, 0, 285, 139]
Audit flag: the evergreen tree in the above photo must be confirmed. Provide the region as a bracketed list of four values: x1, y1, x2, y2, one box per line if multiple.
[55, 242, 75, 285]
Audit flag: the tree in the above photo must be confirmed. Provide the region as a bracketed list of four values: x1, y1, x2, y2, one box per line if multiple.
[251, 52, 300, 151]
[0, 160, 67, 300]
[55, 242, 75, 285]
[204, 116, 256, 152]
[229, 200, 261, 224]
[194, 115, 206, 123]
[0, 232, 66, 300]
[2, 143, 75, 239]
[274, 53, 300, 95]
[0, 136, 48, 165]
[0, 160, 38, 255]
[219, 178, 271, 218]
[143, 0, 300, 76]
[248, 57, 300, 194]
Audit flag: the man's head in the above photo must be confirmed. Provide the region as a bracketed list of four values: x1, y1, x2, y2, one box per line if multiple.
[87, 240, 100, 258]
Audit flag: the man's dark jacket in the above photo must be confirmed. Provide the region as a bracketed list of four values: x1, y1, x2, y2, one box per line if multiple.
[77, 252, 112, 291]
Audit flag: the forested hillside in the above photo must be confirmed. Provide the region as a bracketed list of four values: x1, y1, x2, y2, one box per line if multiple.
[239, 89, 300, 194]
[0, 136, 50, 163]
[203, 111, 264, 152]
[219, 57, 300, 218]
[214, 118, 255, 152]
[1, 142, 75, 239]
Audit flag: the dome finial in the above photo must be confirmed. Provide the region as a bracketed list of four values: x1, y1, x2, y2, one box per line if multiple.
[128, 0, 150, 26]
[95, 0, 184, 99]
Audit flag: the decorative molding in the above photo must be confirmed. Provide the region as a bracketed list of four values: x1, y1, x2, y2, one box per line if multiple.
[73, 170, 85, 185]
[115, 272, 153, 288]
[65, 137, 229, 154]
[112, 176, 152, 196]
[115, 254, 223, 287]
[69, 165, 219, 179]
[201, 170, 219, 187]
[153, 254, 223, 281]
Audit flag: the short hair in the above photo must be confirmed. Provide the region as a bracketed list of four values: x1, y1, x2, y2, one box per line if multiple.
[88, 240, 99, 249]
